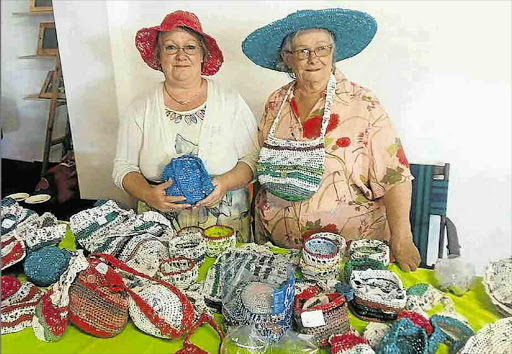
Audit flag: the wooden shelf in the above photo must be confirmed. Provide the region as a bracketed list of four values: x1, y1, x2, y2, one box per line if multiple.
[19, 54, 56, 60]
[12, 11, 53, 17]
[23, 94, 66, 105]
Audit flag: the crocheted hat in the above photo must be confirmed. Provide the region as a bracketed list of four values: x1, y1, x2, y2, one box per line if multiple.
[135, 10, 224, 75]
[242, 8, 377, 71]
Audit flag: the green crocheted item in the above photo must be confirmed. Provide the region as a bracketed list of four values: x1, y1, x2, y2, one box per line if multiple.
[407, 283, 430, 297]
[344, 257, 387, 282]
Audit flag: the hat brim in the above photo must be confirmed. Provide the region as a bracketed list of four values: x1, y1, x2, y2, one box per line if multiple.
[135, 25, 223, 76]
[242, 9, 377, 71]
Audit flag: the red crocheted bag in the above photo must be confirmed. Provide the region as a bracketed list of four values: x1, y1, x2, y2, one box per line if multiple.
[175, 313, 224, 354]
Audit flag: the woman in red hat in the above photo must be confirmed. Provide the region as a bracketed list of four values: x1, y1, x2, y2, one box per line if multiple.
[113, 11, 259, 242]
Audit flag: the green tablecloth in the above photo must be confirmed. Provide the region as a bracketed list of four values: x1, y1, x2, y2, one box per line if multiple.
[1, 231, 500, 354]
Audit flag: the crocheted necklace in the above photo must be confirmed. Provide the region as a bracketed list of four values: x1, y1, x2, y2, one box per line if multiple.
[164, 80, 203, 105]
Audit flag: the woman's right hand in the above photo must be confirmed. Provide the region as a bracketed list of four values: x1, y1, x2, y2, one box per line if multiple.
[143, 179, 191, 213]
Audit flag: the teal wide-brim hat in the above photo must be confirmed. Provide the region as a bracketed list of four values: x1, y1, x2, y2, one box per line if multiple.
[242, 8, 377, 71]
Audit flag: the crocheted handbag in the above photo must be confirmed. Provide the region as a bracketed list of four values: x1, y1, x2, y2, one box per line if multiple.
[203, 225, 236, 257]
[377, 318, 429, 354]
[162, 154, 215, 205]
[257, 74, 336, 202]
[23, 246, 73, 287]
[117, 234, 169, 278]
[350, 269, 407, 322]
[294, 286, 350, 346]
[175, 313, 224, 354]
[68, 255, 131, 338]
[91, 253, 195, 339]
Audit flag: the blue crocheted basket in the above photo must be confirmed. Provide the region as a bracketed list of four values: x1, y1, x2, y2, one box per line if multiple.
[378, 318, 429, 354]
[23, 246, 72, 287]
[428, 315, 474, 354]
[161, 154, 215, 204]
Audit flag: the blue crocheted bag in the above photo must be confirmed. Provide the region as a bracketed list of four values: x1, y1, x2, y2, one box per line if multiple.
[378, 318, 428, 354]
[161, 154, 215, 204]
[23, 246, 72, 287]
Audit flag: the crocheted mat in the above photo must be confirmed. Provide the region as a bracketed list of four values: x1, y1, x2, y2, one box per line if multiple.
[1, 239, 499, 354]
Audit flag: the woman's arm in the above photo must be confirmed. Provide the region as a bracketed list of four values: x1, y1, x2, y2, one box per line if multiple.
[122, 171, 190, 212]
[382, 180, 421, 271]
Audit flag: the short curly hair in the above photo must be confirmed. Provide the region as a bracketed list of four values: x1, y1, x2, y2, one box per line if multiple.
[276, 28, 336, 78]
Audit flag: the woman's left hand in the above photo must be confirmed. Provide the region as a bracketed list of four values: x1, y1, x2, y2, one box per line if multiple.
[195, 176, 228, 208]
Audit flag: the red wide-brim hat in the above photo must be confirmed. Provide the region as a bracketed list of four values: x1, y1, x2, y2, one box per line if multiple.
[135, 11, 223, 76]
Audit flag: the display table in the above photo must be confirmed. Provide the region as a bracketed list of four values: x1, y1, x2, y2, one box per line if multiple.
[1, 231, 500, 354]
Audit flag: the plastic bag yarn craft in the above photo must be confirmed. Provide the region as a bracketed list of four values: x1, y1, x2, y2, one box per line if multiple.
[348, 239, 390, 266]
[434, 256, 476, 296]
[1, 276, 21, 301]
[222, 256, 296, 342]
[344, 258, 387, 283]
[428, 314, 474, 354]
[162, 154, 215, 205]
[257, 74, 336, 202]
[175, 313, 224, 354]
[117, 234, 170, 278]
[294, 286, 350, 346]
[459, 317, 512, 354]
[23, 246, 73, 287]
[157, 257, 198, 290]
[349, 269, 407, 322]
[377, 318, 429, 354]
[203, 225, 236, 257]
[1, 231, 26, 271]
[169, 228, 206, 266]
[483, 256, 512, 317]
[1, 281, 44, 334]
[329, 332, 376, 354]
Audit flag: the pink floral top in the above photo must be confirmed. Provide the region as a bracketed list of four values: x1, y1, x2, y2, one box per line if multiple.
[255, 70, 413, 249]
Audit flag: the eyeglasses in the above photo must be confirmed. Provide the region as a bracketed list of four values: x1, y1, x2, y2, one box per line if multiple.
[161, 44, 201, 56]
[286, 45, 333, 60]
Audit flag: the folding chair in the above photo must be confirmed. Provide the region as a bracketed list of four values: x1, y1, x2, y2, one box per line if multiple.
[409, 163, 461, 268]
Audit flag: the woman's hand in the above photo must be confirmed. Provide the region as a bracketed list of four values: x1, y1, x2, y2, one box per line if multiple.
[144, 179, 191, 213]
[195, 176, 228, 208]
[390, 236, 421, 272]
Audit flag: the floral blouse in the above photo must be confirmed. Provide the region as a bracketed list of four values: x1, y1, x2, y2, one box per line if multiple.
[255, 70, 413, 249]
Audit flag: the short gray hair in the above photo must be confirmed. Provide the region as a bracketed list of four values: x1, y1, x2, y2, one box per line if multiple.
[276, 28, 336, 77]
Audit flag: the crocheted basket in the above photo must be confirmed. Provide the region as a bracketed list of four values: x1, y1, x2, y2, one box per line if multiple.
[329, 331, 376, 354]
[1, 276, 21, 300]
[294, 286, 350, 346]
[162, 154, 215, 205]
[117, 235, 169, 278]
[305, 232, 347, 255]
[483, 257, 512, 317]
[377, 318, 429, 354]
[169, 229, 206, 265]
[350, 269, 407, 322]
[348, 239, 390, 266]
[203, 225, 236, 257]
[302, 237, 340, 269]
[177, 226, 204, 238]
[344, 258, 387, 282]
[1, 281, 44, 334]
[428, 314, 474, 354]
[23, 246, 72, 287]
[157, 257, 198, 289]
[1, 232, 26, 271]
[459, 317, 512, 354]
[299, 257, 340, 281]
[68, 260, 130, 338]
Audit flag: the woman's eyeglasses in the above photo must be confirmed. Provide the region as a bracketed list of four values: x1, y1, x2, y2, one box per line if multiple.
[286, 45, 333, 60]
[161, 44, 201, 56]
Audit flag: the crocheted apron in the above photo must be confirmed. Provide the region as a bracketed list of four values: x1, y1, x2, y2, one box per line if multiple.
[257, 74, 336, 202]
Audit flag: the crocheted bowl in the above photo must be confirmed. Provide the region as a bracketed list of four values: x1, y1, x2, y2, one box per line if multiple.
[348, 239, 390, 266]
[344, 258, 387, 282]
[168, 232, 206, 265]
[459, 317, 512, 354]
[329, 331, 374, 354]
[177, 226, 204, 238]
[483, 257, 512, 317]
[158, 257, 198, 289]
[378, 318, 429, 354]
[203, 225, 236, 257]
[306, 232, 347, 255]
[23, 246, 72, 287]
[299, 258, 340, 281]
[1, 275, 21, 300]
[302, 237, 340, 269]
[428, 314, 474, 353]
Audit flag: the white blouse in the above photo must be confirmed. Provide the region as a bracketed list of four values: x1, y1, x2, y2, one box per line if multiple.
[113, 79, 259, 190]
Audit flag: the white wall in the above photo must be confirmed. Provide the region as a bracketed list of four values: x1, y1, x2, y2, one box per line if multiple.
[51, 0, 511, 273]
[1, 0, 68, 163]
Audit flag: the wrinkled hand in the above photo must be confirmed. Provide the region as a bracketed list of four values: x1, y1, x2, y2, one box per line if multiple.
[195, 177, 228, 208]
[391, 236, 421, 272]
[144, 179, 190, 213]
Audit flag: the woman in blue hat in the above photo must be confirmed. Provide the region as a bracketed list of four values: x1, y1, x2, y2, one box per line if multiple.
[243, 9, 420, 271]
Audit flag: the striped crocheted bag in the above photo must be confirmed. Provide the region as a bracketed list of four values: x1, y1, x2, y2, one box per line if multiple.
[257, 74, 336, 202]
